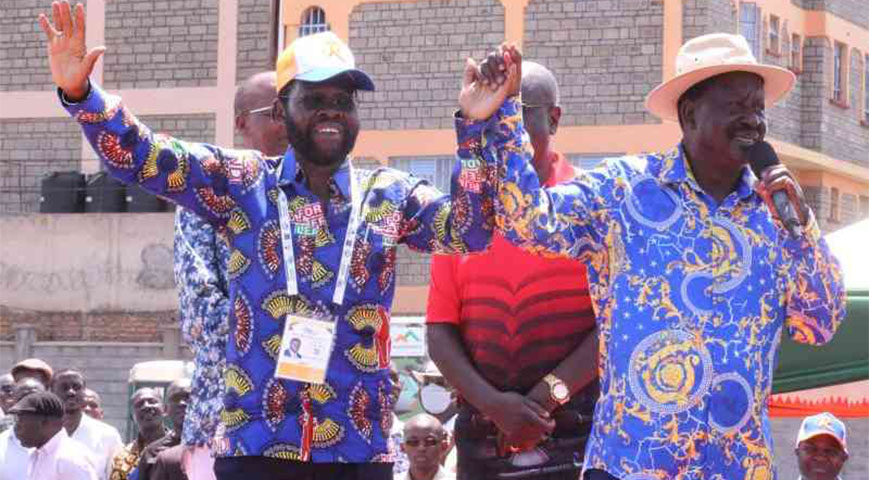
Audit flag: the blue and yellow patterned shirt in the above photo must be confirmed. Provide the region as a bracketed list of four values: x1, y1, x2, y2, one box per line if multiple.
[62, 83, 496, 462]
[471, 98, 846, 480]
[174, 207, 231, 447]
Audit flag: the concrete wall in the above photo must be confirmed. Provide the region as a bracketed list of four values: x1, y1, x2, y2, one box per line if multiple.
[0, 213, 177, 314]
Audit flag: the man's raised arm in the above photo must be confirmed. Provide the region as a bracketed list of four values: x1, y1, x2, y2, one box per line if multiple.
[38, 1, 262, 225]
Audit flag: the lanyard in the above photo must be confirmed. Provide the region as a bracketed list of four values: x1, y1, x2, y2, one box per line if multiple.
[274, 160, 364, 306]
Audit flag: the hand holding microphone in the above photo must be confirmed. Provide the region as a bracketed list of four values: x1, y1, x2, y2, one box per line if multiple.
[748, 141, 811, 237]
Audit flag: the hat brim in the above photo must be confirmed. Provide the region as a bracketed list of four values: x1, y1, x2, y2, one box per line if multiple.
[295, 67, 375, 91]
[645, 63, 795, 122]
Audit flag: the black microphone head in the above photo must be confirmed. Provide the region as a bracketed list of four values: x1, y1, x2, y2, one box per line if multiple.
[747, 140, 779, 179]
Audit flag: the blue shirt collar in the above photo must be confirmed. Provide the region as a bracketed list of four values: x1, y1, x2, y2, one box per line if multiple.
[277, 148, 352, 200]
[660, 143, 757, 201]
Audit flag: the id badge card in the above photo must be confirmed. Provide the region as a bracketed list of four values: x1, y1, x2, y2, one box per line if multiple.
[274, 314, 336, 384]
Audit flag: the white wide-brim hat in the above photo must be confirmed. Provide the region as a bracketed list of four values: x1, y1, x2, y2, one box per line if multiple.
[645, 33, 795, 122]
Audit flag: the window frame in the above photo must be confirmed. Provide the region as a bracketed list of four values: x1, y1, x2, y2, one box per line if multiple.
[829, 187, 840, 223]
[768, 15, 780, 56]
[299, 6, 330, 37]
[832, 41, 848, 107]
[739, 3, 761, 59]
[790, 33, 802, 73]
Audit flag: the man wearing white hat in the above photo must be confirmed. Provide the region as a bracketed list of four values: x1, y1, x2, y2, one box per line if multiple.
[795, 412, 849, 480]
[467, 35, 846, 480]
[35, 1, 510, 479]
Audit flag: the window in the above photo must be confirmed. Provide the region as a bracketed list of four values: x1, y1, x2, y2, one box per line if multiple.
[829, 187, 840, 222]
[833, 42, 846, 103]
[860, 195, 869, 218]
[864, 55, 869, 120]
[740, 3, 761, 58]
[299, 6, 329, 37]
[390, 157, 452, 192]
[791, 34, 802, 71]
[769, 15, 780, 54]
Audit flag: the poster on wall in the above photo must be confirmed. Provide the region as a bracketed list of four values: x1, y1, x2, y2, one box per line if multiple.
[391, 316, 426, 358]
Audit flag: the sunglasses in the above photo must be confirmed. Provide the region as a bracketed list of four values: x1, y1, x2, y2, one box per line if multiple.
[404, 437, 442, 448]
[294, 92, 357, 112]
[245, 106, 273, 116]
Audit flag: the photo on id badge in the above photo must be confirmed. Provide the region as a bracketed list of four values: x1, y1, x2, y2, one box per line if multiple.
[276, 314, 336, 384]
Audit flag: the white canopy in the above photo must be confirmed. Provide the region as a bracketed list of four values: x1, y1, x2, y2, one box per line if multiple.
[825, 219, 869, 291]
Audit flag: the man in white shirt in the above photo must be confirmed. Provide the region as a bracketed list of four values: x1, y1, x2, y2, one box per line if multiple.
[397, 414, 455, 480]
[51, 369, 122, 480]
[11, 391, 98, 480]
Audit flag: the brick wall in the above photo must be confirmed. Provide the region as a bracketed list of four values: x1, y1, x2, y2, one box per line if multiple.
[803, 185, 864, 233]
[0, 308, 175, 342]
[103, 0, 219, 89]
[800, 37, 827, 152]
[524, 0, 664, 126]
[682, 0, 737, 43]
[766, 21, 804, 146]
[236, 0, 273, 82]
[0, 1, 57, 92]
[0, 118, 82, 215]
[0, 341, 190, 439]
[138, 114, 216, 144]
[349, 0, 505, 130]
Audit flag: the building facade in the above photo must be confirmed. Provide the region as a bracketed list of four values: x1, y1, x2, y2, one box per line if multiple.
[0, 0, 867, 457]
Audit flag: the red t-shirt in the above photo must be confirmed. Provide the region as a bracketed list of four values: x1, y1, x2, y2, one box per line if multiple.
[426, 153, 596, 392]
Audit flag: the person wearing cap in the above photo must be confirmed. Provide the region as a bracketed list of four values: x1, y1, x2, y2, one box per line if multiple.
[469, 35, 845, 480]
[11, 391, 99, 480]
[52, 369, 123, 480]
[11, 358, 54, 388]
[795, 412, 849, 480]
[38, 2, 500, 479]
[173, 71, 289, 480]
[427, 61, 598, 480]
[0, 378, 48, 480]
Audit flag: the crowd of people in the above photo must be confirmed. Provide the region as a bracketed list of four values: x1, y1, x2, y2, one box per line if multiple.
[1, 1, 853, 479]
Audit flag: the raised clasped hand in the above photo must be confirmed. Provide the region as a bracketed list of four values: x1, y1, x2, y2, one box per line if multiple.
[458, 43, 523, 121]
[37, 0, 106, 101]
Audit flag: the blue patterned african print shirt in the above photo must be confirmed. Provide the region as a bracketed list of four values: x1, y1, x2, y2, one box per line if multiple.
[174, 207, 231, 447]
[62, 83, 495, 462]
[469, 97, 846, 480]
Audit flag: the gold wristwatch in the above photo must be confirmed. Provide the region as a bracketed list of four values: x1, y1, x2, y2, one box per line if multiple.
[543, 374, 570, 406]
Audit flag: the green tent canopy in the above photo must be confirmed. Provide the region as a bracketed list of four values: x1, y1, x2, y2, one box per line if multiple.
[772, 220, 869, 394]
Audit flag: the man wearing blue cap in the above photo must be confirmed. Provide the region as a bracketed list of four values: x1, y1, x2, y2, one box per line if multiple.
[795, 412, 850, 480]
[36, 1, 512, 479]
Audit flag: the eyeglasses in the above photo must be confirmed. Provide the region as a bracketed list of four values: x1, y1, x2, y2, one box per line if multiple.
[404, 437, 442, 448]
[245, 106, 273, 116]
[521, 102, 554, 110]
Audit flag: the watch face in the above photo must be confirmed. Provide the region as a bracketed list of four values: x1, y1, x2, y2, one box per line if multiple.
[553, 383, 569, 401]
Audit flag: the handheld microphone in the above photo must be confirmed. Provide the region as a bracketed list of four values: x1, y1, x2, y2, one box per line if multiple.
[747, 141, 801, 237]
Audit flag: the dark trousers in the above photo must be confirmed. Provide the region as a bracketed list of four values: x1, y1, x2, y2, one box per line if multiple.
[583, 469, 619, 480]
[214, 457, 393, 480]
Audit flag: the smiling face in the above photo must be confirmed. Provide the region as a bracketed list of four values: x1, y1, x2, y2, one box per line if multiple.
[131, 388, 164, 431]
[679, 71, 767, 177]
[796, 435, 848, 480]
[281, 77, 360, 169]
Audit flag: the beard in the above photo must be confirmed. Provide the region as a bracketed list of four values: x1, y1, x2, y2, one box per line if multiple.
[285, 117, 358, 168]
